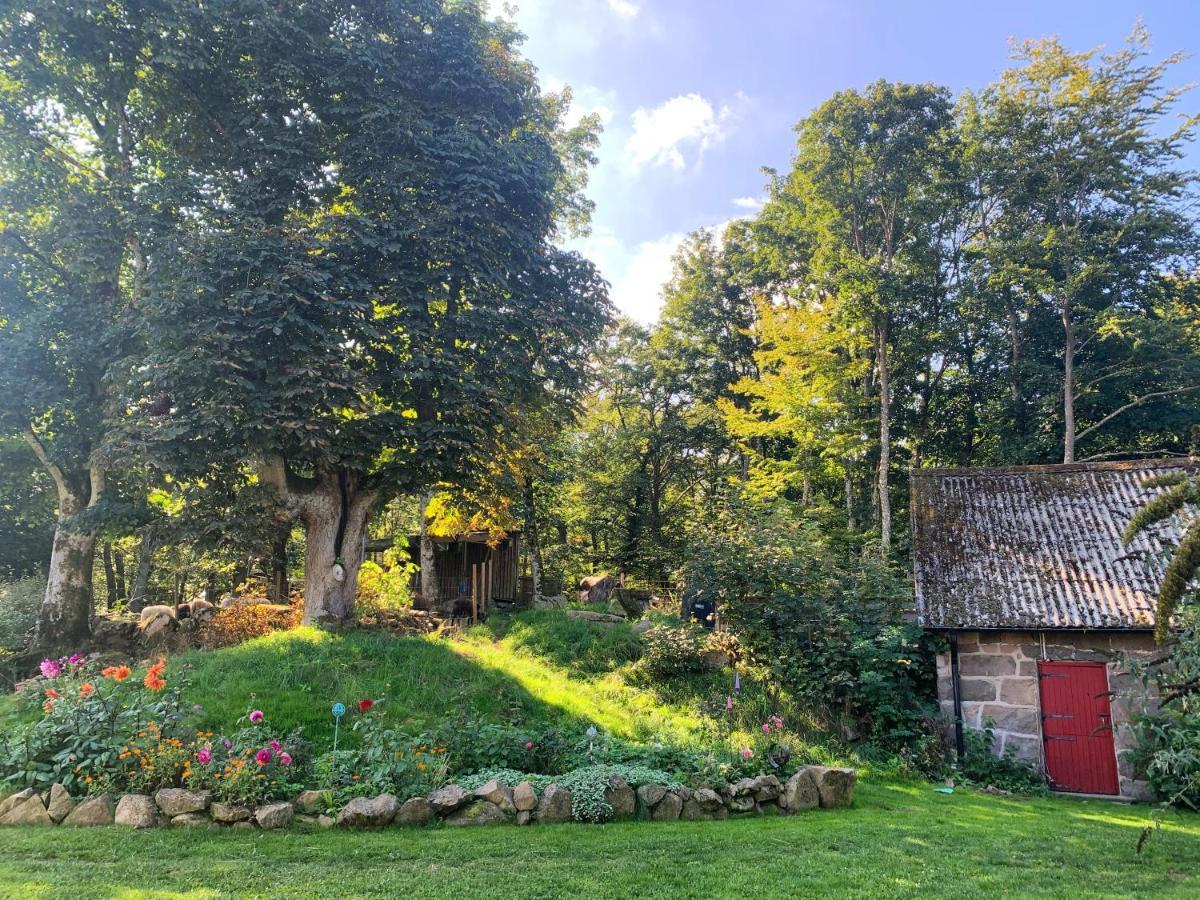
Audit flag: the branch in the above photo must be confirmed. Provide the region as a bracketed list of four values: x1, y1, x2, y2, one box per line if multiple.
[1076, 385, 1200, 443]
[22, 427, 72, 506]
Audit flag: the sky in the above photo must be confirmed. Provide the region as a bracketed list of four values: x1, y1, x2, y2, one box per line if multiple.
[487, 0, 1200, 324]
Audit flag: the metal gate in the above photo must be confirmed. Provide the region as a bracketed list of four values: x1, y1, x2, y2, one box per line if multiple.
[1038, 660, 1119, 795]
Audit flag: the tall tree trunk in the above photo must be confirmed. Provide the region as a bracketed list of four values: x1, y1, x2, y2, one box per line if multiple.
[844, 468, 856, 531]
[1062, 304, 1076, 463]
[523, 476, 543, 607]
[1004, 288, 1025, 438]
[297, 473, 376, 627]
[113, 547, 127, 605]
[102, 543, 118, 611]
[418, 492, 437, 609]
[875, 319, 892, 556]
[266, 526, 289, 604]
[130, 527, 156, 613]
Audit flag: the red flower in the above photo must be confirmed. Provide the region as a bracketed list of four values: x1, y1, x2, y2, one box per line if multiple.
[358, 698, 374, 713]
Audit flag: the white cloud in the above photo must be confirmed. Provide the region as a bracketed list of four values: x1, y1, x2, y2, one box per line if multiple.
[569, 227, 685, 323]
[541, 75, 617, 127]
[606, 0, 640, 19]
[624, 94, 732, 173]
[732, 196, 763, 210]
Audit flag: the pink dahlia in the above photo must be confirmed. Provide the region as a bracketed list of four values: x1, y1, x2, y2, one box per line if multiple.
[255, 748, 272, 765]
[39, 659, 62, 679]
[196, 748, 213, 765]
[248, 709, 264, 723]
[269, 739, 283, 752]
[279, 752, 293, 767]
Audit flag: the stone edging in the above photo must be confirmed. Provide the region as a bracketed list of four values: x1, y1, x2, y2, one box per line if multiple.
[0, 766, 856, 829]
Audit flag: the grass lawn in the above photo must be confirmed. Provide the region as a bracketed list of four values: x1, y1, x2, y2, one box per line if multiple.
[0, 779, 1196, 899]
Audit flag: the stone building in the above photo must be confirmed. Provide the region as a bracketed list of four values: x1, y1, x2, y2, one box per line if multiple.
[911, 458, 1195, 800]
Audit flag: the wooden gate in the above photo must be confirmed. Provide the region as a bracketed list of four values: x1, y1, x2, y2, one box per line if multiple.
[1038, 660, 1119, 795]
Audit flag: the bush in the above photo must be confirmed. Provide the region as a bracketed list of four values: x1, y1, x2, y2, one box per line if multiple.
[0, 576, 43, 650]
[356, 559, 416, 615]
[629, 624, 711, 680]
[959, 722, 1048, 795]
[197, 595, 303, 649]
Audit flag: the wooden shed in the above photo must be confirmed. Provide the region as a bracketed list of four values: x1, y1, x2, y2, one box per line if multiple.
[403, 531, 521, 617]
[911, 458, 1195, 800]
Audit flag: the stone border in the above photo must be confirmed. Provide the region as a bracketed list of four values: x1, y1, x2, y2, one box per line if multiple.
[0, 767, 856, 830]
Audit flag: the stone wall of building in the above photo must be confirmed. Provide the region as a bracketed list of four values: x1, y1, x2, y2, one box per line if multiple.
[935, 630, 1158, 800]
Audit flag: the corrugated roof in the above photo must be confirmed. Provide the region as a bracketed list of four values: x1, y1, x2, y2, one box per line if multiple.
[912, 458, 1197, 631]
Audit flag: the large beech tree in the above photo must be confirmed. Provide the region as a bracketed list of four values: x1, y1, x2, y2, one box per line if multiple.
[134, 1, 608, 625]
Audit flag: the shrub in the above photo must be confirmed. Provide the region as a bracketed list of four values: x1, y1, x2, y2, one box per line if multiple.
[184, 715, 307, 806]
[959, 722, 1048, 795]
[429, 718, 572, 776]
[0, 576, 43, 650]
[197, 595, 303, 649]
[356, 559, 416, 615]
[629, 624, 711, 680]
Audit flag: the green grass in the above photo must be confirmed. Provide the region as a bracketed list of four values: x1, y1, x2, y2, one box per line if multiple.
[0, 780, 1196, 898]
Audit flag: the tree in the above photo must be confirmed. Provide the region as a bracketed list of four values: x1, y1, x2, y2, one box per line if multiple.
[133, 1, 608, 625]
[1124, 469, 1200, 643]
[979, 28, 1200, 463]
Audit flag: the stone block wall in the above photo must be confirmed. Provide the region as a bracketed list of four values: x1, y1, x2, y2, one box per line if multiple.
[935, 630, 1158, 800]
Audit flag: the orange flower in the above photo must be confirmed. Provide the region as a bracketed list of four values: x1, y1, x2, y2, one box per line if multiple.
[80, 682, 95, 698]
[143, 657, 167, 691]
[103, 665, 132, 682]
[42, 700, 55, 714]
[44, 688, 61, 699]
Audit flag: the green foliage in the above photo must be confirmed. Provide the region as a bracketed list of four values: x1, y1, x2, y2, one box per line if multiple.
[459, 763, 679, 823]
[355, 560, 416, 615]
[1123, 471, 1200, 642]
[960, 723, 1050, 796]
[628, 624, 712, 681]
[0, 577, 43, 651]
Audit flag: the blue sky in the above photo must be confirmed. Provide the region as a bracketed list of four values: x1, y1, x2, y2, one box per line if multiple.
[490, 1, 1200, 323]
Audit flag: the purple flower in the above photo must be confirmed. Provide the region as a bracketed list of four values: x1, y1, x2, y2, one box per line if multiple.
[222, 738, 233, 750]
[279, 751, 293, 767]
[196, 748, 213, 765]
[67, 653, 84, 667]
[39, 659, 62, 679]
[248, 709, 264, 723]
[255, 748, 272, 766]
[269, 739, 282, 752]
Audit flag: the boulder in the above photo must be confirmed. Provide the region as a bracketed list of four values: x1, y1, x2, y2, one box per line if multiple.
[395, 797, 435, 826]
[515, 810, 533, 826]
[115, 794, 159, 828]
[679, 798, 705, 821]
[294, 814, 318, 828]
[632, 620, 654, 636]
[694, 787, 725, 814]
[564, 610, 624, 624]
[636, 783, 667, 808]
[578, 573, 615, 604]
[0, 794, 52, 826]
[650, 791, 683, 821]
[63, 794, 115, 827]
[512, 781, 538, 812]
[444, 800, 509, 826]
[46, 783, 75, 823]
[535, 784, 572, 823]
[210, 802, 252, 823]
[473, 780, 516, 814]
[429, 784, 469, 815]
[0, 788, 34, 819]
[804, 766, 857, 808]
[170, 812, 212, 829]
[336, 794, 398, 828]
[782, 769, 820, 812]
[604, 775, 636, 820]
[294, 790, 325, 815]
[752, 774, 782, 802]
[531, 595, 567, 609]
[609, 587, 649, 619]
[317, 814, 335, 829]
[730, 777, 757, 798]
[231, 821, 256, 832]
[155, 788, 210, 817]
[255, 801, 294, 830]
[728, 795, 756, 814]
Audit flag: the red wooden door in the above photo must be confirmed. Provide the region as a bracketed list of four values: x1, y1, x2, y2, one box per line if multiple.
[1038, 661, 1119, 795]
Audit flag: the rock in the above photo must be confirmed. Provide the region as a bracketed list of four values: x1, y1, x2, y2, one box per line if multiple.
[632, 620, 654, 636]
[804, 766, 857, 808]
[294, 814, 317, 827]
[294, 790, 325, 814]
[46, 783, 75, 823]
[535, 784, 572, 823]
[317, 814, 335, 829]
[63, 794, 115, 827]
[473, 780, 516, 814]
[231, 820, 256, 832]
[636, 783, 667, 808]
[211, 802, 253, 823]
[512, 781, 538, 812]
[115, 794, 159, 828]
[578, 573, 615, 604]
[515, 810, 533, 826]
[730, 778, 757, 798]
[609, 587, 648, 619]
[395, 797, 435, 826]
[694, 787, 725, 814]
[170, 812, 212, 828]
[651, 791, 683, 821]
[782, 769, 820, 812]
[429, 784, 469, 815]
[728, 795, 756, 814]
[752, 774, 782, 802]
[0, 788, 34, 819]
[679, 798, 704, 821]
[701, 649, 732, 669]
[564, 610, 625, 624]
[604, 775, 636, 820]
[0, 794, 52, 826]
[155, 788, 210, 817]
[531, 595, 567, 609]
[336, 794, 398, 828]
[444, 800, 509, 826]
[255, 801, 294, 830]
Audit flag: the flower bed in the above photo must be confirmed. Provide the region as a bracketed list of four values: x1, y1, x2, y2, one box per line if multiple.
[0, 765, 855, 830]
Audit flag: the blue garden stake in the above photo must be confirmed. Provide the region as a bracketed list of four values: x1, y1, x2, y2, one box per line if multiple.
[332, 702, 346, 754]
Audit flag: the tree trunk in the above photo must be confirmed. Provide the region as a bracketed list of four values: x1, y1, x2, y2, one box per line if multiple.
[875, 319, 892, 556]
[266, 526, 289, 604]
[35, 519, 97, 649]
[130, 528, 156, 613]
[102, 543, 118, 611]
[1062, 304, 1076, 463]
[523, 476, 543, 607]
[844, 469, 856, 531]
[418, 492, 437, 609]
[298, 472, 376, 627]
[113, 547, 127, 604]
